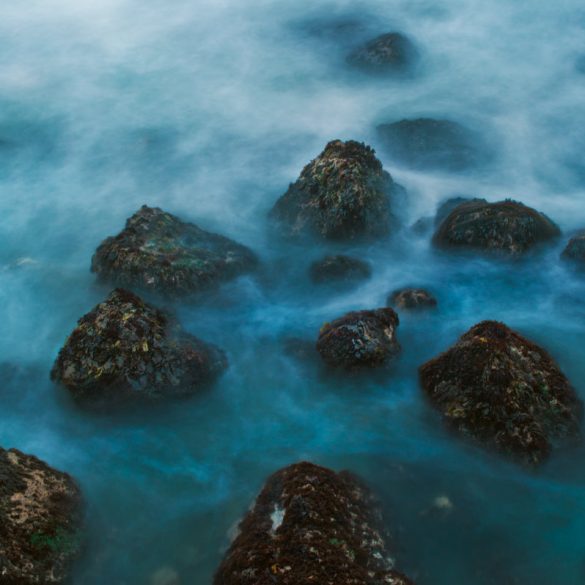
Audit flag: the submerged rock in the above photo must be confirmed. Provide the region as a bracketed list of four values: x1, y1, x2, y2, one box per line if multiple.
[91, 206, 257, 296]
[51, 288, 227, 407]
[434, 196, 475, 226]
[389, 288, 437, 310]
[561, 231, 585, 264]
[0, 448, 83, 584]
[433, 199, 560, 255]
[214, 461, 414, 585]
[316, 308, 400, 369]
[347, 32, 417, 73]
[309, 254, 372, 285]
[376, 118, 483, 171]
[419, 321, 582, 465]
[270, 140, 401, 241]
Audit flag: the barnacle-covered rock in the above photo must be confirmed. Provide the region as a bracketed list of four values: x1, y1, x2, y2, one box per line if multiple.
[316, 308, 400, 369]
[0, 448, 83, 584]
[270, 140, 401, 241]
[389, 288, 437, 310]
[561, 231, 585, 264]
[433, 199, 560, 255]
[347, 32, 417, 73]
[309, 254, 372, 285]
[51, 288, 227, 406]
[419, 321, 582, 465]
[214, 461, 414, 585]
[91, 205, 257, 296]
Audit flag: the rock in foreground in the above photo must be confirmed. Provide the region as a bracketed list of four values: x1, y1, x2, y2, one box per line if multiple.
[561, 231, 585, 264]
[91, 205, 257, 296]
[51, 288, 227, 406]
[270, 140, 401, 241]
[389, 288, 437, 310]
[433, 199, 560, 255]
[317, 308, 400, 369]
[419, 321, 582, 465]
[214, 461, 414, 585]
[347, 32, 417, 73]
[309, 254, 372, 285]
[0, 448, 83, 584]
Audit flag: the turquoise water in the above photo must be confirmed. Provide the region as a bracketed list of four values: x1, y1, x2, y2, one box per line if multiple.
[1, 0, 585, 583]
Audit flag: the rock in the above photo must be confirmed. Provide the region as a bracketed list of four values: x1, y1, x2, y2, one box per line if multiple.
[389, 288, 437, 310]
[213, 461, 414, 585]
[309, 255, 372, 285]
[561, 231, 585, 264]
[419, 320, 582, 465]
[270, 140, 402, 241]
[316, 308, 400, 369]
[91, 206, 257, 296]
[50, 288, 227, 407]
[433, 199, 561, 255]
[347, 32, 417, 73]
[434, 196, 475, 226]
[0, 448, 83, 584]
[376, 118, 483, 171]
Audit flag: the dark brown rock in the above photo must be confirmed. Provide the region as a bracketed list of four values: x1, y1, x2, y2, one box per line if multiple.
[389, 288, 437, 310]
[419, 321, 582, 465]
[309, 255, 372, 285]
[214, 461, 414, 585]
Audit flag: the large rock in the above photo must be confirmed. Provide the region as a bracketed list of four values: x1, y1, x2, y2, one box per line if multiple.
[309, 254, 372, 285]
[51, 288, 227, 406]
[433, 199, 560, 255]
[376, 118, 483, 171]
[419, 321, 582, 465]
[270, 140, 401, 241]
[317, 308, 400, 369]
[214, 461, 414, 585]
[0, 448, 83, 584]
[561, 231, 585, 264]
[91, 206, 257, 296]
[389, 288, 437, 310]
[347, 32, 417, 73]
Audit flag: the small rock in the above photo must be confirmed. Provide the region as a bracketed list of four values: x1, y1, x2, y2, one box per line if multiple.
[347, 32, 418, 73]
[309, 254, 372, 285]
[389, 288, 437, 310]
[561, 231, 585, 264]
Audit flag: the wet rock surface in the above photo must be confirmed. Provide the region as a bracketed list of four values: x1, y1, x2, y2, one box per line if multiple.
[347, 32, 417, 73]
[270, 140, 401, 241]
[51, 288, 227, 407]
[389, 288, 437, 310]
[561, 231, 585, 263]
[309, 254, 372, 285]
[213, 461, 414, 585]
[419, 320, 582, 465]
[0, 448, 83, 584]
[91, 205, 257, 296]
[433, 199, 561, 255]
[317, 308, 400, 369]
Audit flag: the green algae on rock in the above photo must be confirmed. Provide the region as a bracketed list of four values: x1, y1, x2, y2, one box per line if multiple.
[0, 448, 83, 584]
[433, 199, 561, 255]
[91, 205, 257, 296]
[419, 321, 582, 465]
[269, 140, 402, 241]
[309, 254, 372, 285]
[51, 288, 227, 407]
[214, 461, 414, 585]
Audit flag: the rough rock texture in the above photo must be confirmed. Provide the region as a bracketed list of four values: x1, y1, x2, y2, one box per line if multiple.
[433, 199, 560, 255]
[561, 231, 585, 264]
[270, 140, 401, 241]
[91, 205, 257, 296]
[389, 288, 437, 310]
[317, 308, 400, 369]
[51, 288, 227, 406]
[214, 461, 414, 585]
[419, 321, 582, 465]
[0, 448, 83, 584]
[309, 255, 372, 285]
[376, 118, 482, 171]
[347, 32, 417, 73]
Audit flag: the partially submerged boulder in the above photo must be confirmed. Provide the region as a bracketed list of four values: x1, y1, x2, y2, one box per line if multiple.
[0, 448, 83, 584]
[347, 32, 417, 73]
[317, 308, 400, 369]
[214, 461, 414, 585]
[419, 321, 582, 465]
[270, 140, 402, 241]
[561, 231, 585, 264]
[433, 199, 560, 255]
[389, 288, 437, 310]
[51, 288, 227, 406]
[91, 206, 257, 296]
[309, 254, 372, 285]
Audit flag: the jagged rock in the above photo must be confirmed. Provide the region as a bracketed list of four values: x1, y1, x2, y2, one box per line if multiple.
[213, 461, 414, 585]
[51, 288, 227, 406]
[91, 206, 257, 296]
[347, 32, 417, 73]
[376, 118, 483, 171]
[419, 321, 582, 465]
[433, 199, 560, 255]
[316, 308, 400, 369]
[309, 254, 372, 285]
[561, 231, 585, 264]
[270, 140, 402, 241]
[389, 288, 437, 310]
[0, 448, 83, 584]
